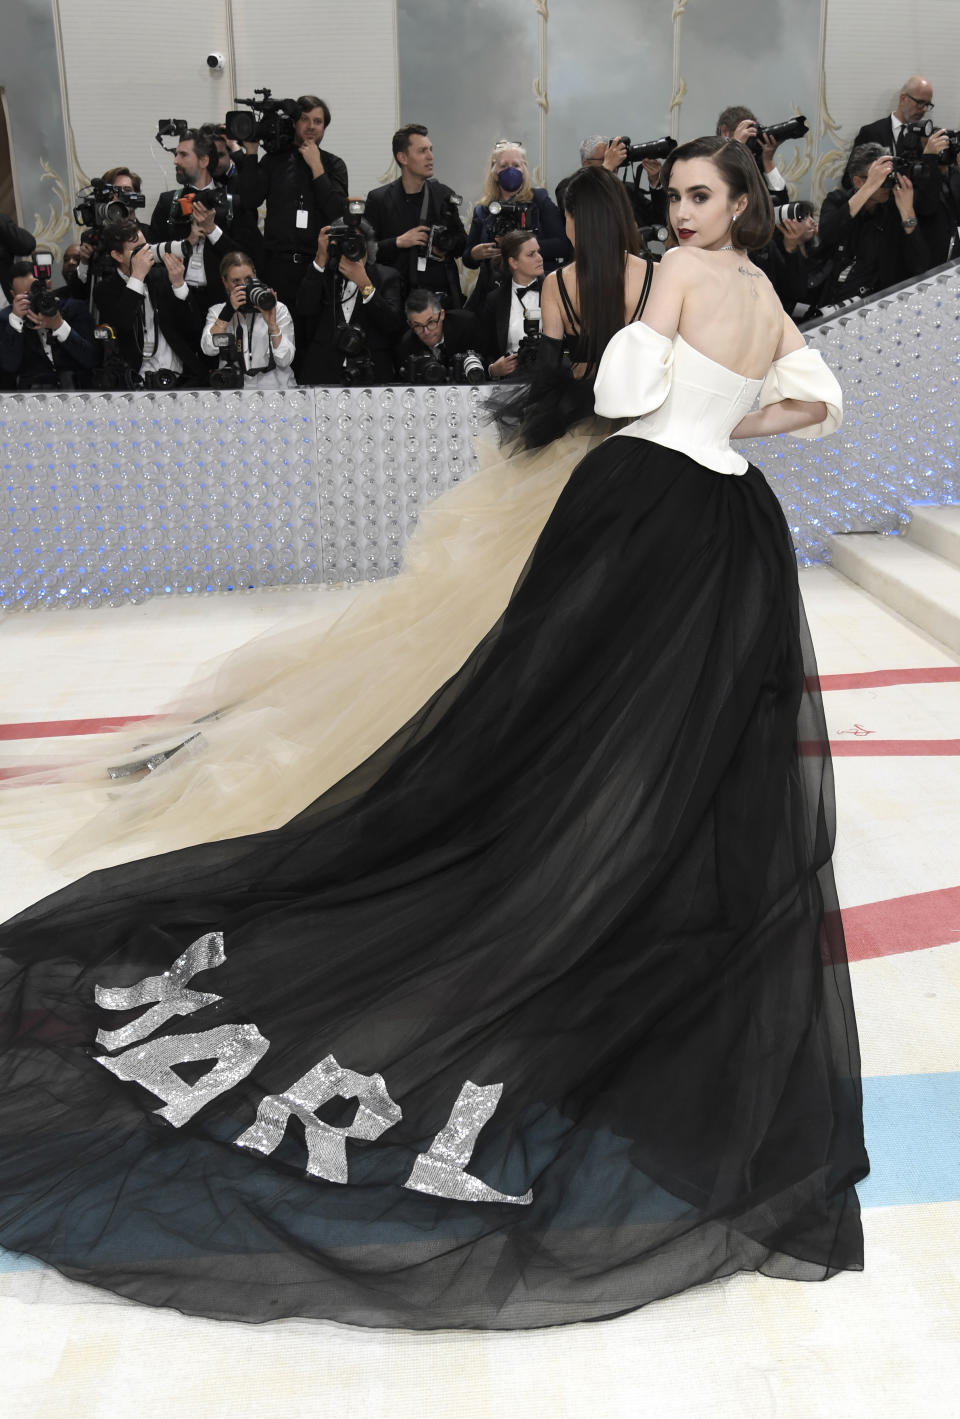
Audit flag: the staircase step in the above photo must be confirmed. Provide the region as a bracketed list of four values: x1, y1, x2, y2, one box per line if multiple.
[906, 504, 960, 569]
[827, 532, 960, 655]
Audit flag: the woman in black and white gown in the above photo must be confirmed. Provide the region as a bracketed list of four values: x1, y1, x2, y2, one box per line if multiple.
[0, 144, 867, 1330]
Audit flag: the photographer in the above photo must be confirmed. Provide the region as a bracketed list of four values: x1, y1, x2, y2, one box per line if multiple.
[150, 130, 239, 304]
[816, 143, 929, 309]
[0, 258, 97, 389]
[295, 217, 404, 385]
[231, 96, 348, 311]
[94, 218, 207, 388]
[464, 141, 569, 275]
[201, 250, 296, 389]
[717, 106, 789, 199]
[365, 124, 467, 307]
[199, 122, 264, 267]
[396, 289, 481, 373]
[478, 230, 544, 379]
[556, 136, 666, 233]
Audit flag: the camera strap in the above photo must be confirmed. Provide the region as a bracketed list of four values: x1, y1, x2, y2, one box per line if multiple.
[416, 181, 434, 273]
[234, 310, 276, 376]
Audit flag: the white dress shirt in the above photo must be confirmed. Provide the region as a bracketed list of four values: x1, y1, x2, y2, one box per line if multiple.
[7, 310, 74, 363]
[124, 274, 190, 375]
[506, 281, 539, 354]
[201, 299, 297, 389]
[183, 180, 224, 289]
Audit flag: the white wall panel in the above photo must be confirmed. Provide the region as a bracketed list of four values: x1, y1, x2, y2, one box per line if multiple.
[57, 0, 233, 213]
[230, 0, 399, 200]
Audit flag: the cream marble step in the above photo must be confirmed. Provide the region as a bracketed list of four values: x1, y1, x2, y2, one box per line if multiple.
[827, 531, 960, 655]
[906, 503, 960, 568]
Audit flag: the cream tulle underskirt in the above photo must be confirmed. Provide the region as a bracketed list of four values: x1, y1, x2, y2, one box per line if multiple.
[1, 424, 608, 883]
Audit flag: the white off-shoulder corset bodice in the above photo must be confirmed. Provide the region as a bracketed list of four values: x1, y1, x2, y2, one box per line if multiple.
[594, 323, 843, 476]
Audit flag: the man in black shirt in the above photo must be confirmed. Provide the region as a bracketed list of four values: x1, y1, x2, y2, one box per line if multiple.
[0, 261, 97, 389]
[396, 289, 480, 372]
[817, 143, 929, 309]
[232, 95, 348, 311]
[364, 124, 467, 308]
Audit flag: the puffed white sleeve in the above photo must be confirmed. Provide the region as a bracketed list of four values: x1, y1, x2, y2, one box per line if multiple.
[757, 346, 843, 438]
[593, 322, 674, 420]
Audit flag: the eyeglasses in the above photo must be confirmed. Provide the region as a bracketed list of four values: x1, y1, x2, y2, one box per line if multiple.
[408, 314, 442, 333]
[904, 93, 934, 109]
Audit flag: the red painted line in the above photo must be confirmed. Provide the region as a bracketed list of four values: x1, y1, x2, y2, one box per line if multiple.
[0, 765, 65, 781]
[815, 667, 960, 691]
[841, 885, 960, 962]
[828, 739, 960, 756]
[0, 714, 158, 741]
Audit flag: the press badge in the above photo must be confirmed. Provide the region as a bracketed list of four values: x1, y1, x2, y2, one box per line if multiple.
[296, 209, 309, 229]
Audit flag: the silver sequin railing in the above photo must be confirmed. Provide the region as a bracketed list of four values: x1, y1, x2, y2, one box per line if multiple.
[2, 263, 958, 612]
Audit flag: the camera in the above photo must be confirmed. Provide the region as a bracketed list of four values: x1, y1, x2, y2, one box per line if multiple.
[515, 304, 542, 371]
[637, 223, 669, 254]
[206, 53, 225, 71]
[453, 350, 485, 384]
[73, 179, 146, 232]
[28, 281, 58, 318]
[616, 136, 678, 166]
[417, 194, 463, 271]
[745, 116, 809, 158]
[485, 200, 539, 239]
[141, 369, 180, 390]
[92, 325, 138, 391]
[209, 331, 245, 388]
[157, 119, 189, 140]
[399, 349, 449, 384]
[224, 88, 300, 154]
[167, 185, 232, 238]
[772, 199, 815, 222]
[334, 325, 375, 385]
[327, 200, 369, 266]
[243, 275, 277, 311]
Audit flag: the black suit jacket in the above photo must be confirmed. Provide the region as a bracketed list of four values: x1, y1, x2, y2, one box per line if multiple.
[294, 260, 406, 384]
[0, 298, 98, 388]
[479, 276, 542, 364]
[397, 309, 481, 368]
[93, 267, 207, 379]
[364, 178, 467, 306]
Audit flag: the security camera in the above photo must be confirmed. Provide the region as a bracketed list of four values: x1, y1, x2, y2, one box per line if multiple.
[206, 53, 225, 71]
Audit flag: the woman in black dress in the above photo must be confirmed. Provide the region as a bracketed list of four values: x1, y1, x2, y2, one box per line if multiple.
[0, 150, 866, 1330]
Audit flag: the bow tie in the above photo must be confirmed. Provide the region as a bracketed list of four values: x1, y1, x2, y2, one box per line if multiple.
[515, 282, 538, 303]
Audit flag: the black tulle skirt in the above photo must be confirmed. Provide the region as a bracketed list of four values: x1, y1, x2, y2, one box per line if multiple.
[0, 435, 868, 1329]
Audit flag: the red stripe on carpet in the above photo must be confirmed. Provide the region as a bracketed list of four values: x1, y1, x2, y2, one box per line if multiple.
[841, 885, 960, 961]
[0, 765, 64, 780]
[0, 715, 158, 741]
[815, 667, 960, 691]
[829, 739, 960, 756]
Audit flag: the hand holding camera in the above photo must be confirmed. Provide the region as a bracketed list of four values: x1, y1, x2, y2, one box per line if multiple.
[602, 139, 629, 172]
[863, 154, 894, 196]
[778, 215, 817, 253]
[130, 243, 156, 281]
[11, 291, 32, 320]
[922, 127, 949, 157]
[892, 171, 916, 219]
[396, 224, 431, 251]
[161, 251, 186, 288]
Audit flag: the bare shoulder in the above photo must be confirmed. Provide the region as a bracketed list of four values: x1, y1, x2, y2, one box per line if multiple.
[773, 310, 808, 360]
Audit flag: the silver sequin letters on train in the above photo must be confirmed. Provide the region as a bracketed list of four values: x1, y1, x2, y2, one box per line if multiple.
[95, 1023, 270, 1126]
[234, 1054, 402, 1181]
[94, 931, 227, 1051]
[404, 1080, 532, 1205]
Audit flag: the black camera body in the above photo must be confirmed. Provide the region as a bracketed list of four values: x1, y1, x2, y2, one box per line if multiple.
[746, 115, 809, 159]
[73, 180, 146, 233]
[485, 200, 539, 240]
[400, 347, 485, 385]
[27, 280, 59, 318]
[167, 186, 232, 239]
[225, 88, 300, 155]
[515, 306, 542, 371]
[141, 368, 180, 390]
[422, 193, 463, 259]
[617, 136, 678, 166]
[327, 201, 369, 266]
[334, 324, 375, 385]
[210, 331, 245, 388]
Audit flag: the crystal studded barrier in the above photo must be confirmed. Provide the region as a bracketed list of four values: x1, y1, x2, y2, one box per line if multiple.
[2, 265, 959, 612]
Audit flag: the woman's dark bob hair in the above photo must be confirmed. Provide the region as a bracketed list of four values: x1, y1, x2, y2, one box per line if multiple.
[660, 136, 775, 252]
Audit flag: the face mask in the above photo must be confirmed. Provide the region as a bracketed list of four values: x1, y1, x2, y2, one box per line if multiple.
[497, 166, 524, 193]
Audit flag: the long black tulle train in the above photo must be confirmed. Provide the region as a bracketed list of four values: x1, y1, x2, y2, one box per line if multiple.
[0, 437, 868, 1328]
